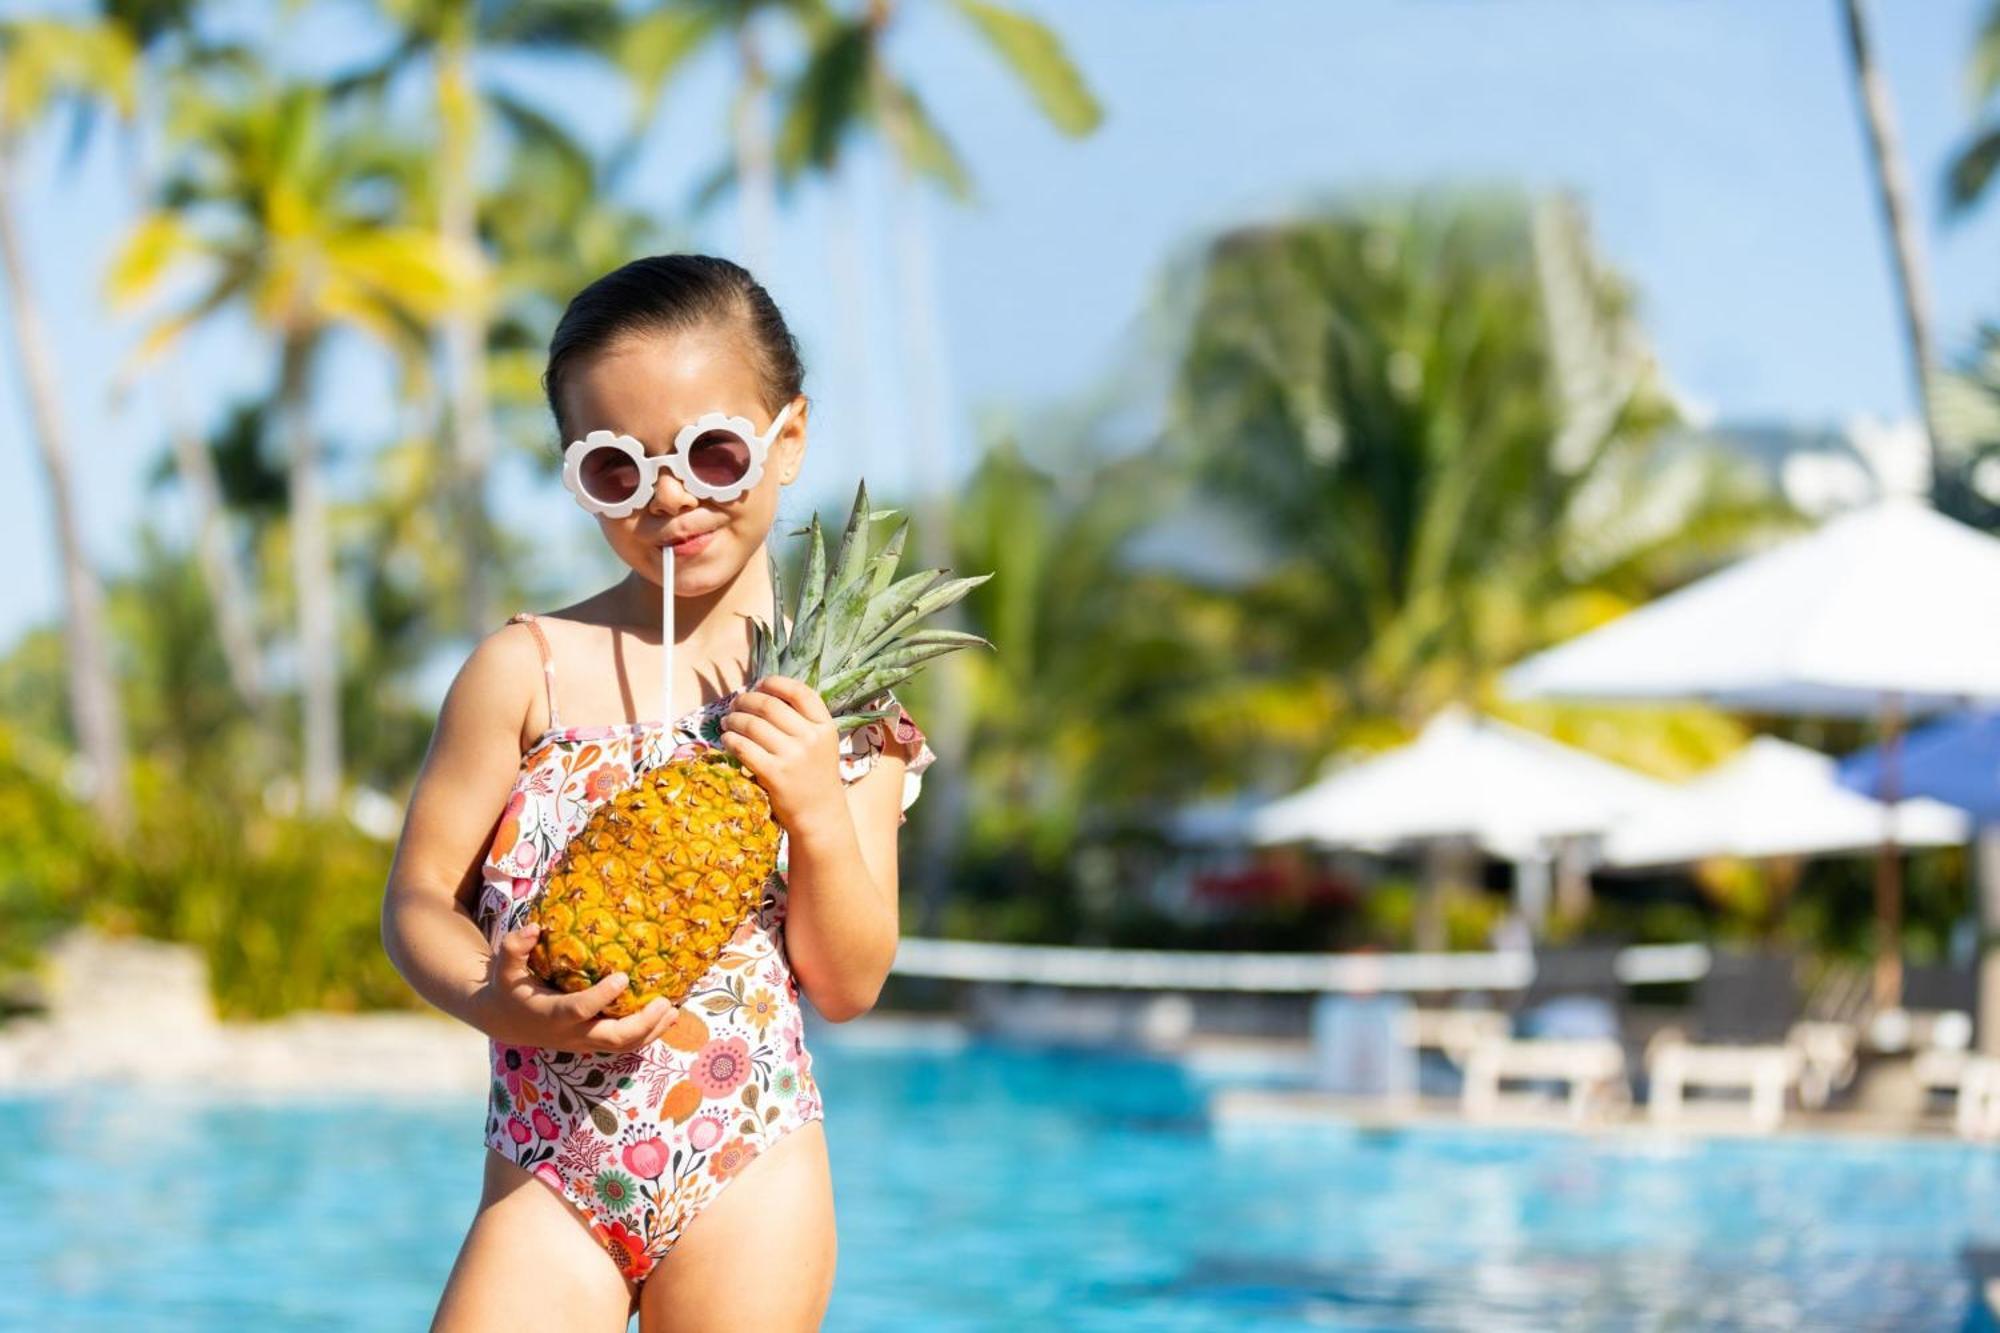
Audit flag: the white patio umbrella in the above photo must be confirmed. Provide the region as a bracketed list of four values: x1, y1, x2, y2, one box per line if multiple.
[1501, 496, 2000, 1001]
[1248, 704, 1675, 941]
[1502, 497, 2000, 715]
[1602, 737, 1969, 868]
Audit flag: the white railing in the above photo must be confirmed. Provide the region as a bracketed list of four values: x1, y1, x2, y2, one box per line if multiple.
[889, 936, 1711, 993]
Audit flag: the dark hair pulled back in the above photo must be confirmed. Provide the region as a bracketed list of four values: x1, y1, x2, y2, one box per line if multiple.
[542, 254, 806, 443]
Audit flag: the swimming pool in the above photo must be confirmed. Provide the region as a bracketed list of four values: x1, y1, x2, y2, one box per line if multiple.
[1, 1031, 1994, 1330]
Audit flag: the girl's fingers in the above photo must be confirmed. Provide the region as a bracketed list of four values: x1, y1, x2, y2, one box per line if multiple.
[727, 695, 806, 744]
[584, 998, 671, 1051]
[496, 924, 539, 978]
[716, 712, 784, 752]
[754, 674, 834, 723]
[552, 971, 630, 1022]
[642, 1002, 682, 1046]
[718, 730, 776, 774]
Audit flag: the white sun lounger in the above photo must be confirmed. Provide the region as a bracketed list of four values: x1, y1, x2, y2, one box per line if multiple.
[1955, 1056, 2000, 1141]
[1645, 1037, 1802, 1133]
[1461, 1036, 1629, 1122]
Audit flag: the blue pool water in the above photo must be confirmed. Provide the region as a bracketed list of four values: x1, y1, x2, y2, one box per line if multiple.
[1, 1031, 1995, 1331]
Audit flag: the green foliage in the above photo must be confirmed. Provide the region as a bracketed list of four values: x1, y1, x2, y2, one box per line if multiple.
[105, 759, 407, 1019]
[1362, 879, 1509, 952]
[0, 727, 110, 972]
[0, 721, 408, 1017]
[8, 0, 1984, 1028]
[1161, 190, 1788, 745]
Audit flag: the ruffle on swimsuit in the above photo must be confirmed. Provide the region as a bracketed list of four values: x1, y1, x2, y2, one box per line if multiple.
[476, 612, 935, 1283]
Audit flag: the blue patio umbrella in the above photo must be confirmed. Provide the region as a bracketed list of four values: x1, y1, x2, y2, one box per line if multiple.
[1838, 708, 2000, 823]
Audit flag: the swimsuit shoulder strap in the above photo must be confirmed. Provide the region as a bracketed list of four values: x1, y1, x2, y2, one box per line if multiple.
[508, 611, 563, 732]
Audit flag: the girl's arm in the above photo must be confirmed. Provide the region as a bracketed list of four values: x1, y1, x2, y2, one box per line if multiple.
[721, 677, 915, 1023]
[380, 624, 680, 1053]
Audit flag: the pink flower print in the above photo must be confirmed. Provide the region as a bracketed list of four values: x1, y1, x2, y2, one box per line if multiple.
[688, 1112, 725, 1152]
[690, 1036, 752, 1099]
[533, 1162, 564, 1192]
[507, 1116, 532, 1146]
[622, 1137, 669, 1180]
[533, 1108, 560, 1141]
[669, 741, 706, 762]
[509, 875, 535, 900]
[583, 762, 630, 804]
[494, 1043, 542, 1099]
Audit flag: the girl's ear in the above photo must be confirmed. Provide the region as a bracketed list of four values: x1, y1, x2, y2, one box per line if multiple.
[777, 395, 808, 483]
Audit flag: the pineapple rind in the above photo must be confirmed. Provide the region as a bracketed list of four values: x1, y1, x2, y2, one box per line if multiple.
[527, 752, 782, 1016]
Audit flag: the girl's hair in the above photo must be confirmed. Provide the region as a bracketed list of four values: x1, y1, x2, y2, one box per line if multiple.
[542, 254, 806, 443]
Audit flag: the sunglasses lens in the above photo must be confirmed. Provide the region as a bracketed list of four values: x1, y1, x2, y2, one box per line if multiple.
[578, 446, 643, 505]
[686, 430, 752, 487]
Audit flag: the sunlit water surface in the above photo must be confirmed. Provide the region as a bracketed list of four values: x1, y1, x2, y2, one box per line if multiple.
[1, 1033, 1995, 1330]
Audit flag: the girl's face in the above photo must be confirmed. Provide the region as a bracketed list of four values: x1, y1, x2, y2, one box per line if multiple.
[559, 328, 805, 599]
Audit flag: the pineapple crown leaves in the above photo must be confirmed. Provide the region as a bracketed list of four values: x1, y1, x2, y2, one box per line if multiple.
[751, 478, 992, 735]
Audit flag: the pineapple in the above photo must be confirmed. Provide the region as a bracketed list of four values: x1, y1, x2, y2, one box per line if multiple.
[527, 479, 992, 1014]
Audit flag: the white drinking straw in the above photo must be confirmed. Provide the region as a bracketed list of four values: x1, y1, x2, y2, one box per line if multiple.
[662, 543, 674, 723]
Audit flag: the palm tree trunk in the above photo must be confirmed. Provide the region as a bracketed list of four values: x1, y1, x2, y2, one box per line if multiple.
[0, 142, 132, 837]
[164, 388, 266, 709]
[279, 328, 342, 814]
[111, 56, 268, 726]
[1839, 0, 1946, 479]
[826, 161, 879, 477]
[438, 32, 496, 635]
[735, 20, 777, 278]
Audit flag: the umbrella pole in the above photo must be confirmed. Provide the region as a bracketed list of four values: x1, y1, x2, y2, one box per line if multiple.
[1980, 821, 2000, 1056]
[1418, 839, 1448, 953]
[1873, 691, 1905, 1009]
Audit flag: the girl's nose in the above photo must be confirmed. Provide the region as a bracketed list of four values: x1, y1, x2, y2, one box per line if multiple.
[646, 465, 696, 514]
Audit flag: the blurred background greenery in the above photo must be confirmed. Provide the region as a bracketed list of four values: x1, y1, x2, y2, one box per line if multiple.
[2, 0, 1996, 1016]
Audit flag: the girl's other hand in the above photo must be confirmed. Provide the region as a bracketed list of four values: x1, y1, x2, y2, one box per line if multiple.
[471, 923, 681, 1055]
[719, 674, 846, 834]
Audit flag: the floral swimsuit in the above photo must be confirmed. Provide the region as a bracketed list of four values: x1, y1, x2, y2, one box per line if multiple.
[476, 611, 935, 1283]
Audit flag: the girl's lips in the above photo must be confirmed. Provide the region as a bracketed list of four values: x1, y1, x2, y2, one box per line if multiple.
[665, 528, 717, 555]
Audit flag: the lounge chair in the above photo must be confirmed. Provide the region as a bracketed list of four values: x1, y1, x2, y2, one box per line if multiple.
[1955, 1055, 2000, 1141]
[1397, 1005, 1511, 1068]
[1643, 949, 1837, 1132]
[1461, 1033, 1630, 1122]
[1646, 1039, 1802, 1132]
[1454, 944, 1633, 1122]
[1910, 1009, 1978, 1110]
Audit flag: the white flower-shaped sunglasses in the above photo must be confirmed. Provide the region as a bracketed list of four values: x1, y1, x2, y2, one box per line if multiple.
[561, 399, 797, 516]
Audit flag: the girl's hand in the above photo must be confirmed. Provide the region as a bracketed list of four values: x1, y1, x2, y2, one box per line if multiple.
[471, 923, 682, 1055]
[719, 674, 847, 834]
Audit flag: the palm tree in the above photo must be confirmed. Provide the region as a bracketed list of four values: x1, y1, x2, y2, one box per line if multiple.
[1838, 0, 1945, 485]
[768, 0, 1104, 936]
[107, 66, 463, 814]
[0, 16, 137, 836]
[1162, 191, 1788, 947]
[89, 0, 270, 714]
[480, 109, 677, 456]
[610, 1, 828, 277]
[1946, 0, 2000, 214]
[332, 0, 618, 637]
[773, 0, 1101, 518]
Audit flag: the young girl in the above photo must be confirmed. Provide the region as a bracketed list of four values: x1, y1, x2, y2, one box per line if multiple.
[381, 254, 934, 1331]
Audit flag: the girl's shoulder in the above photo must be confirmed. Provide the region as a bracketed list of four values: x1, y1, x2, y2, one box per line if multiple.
[450, 613, 564, 755]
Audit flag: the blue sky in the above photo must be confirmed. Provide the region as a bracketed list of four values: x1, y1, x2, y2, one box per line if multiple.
[4, 0, 1999, 654]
